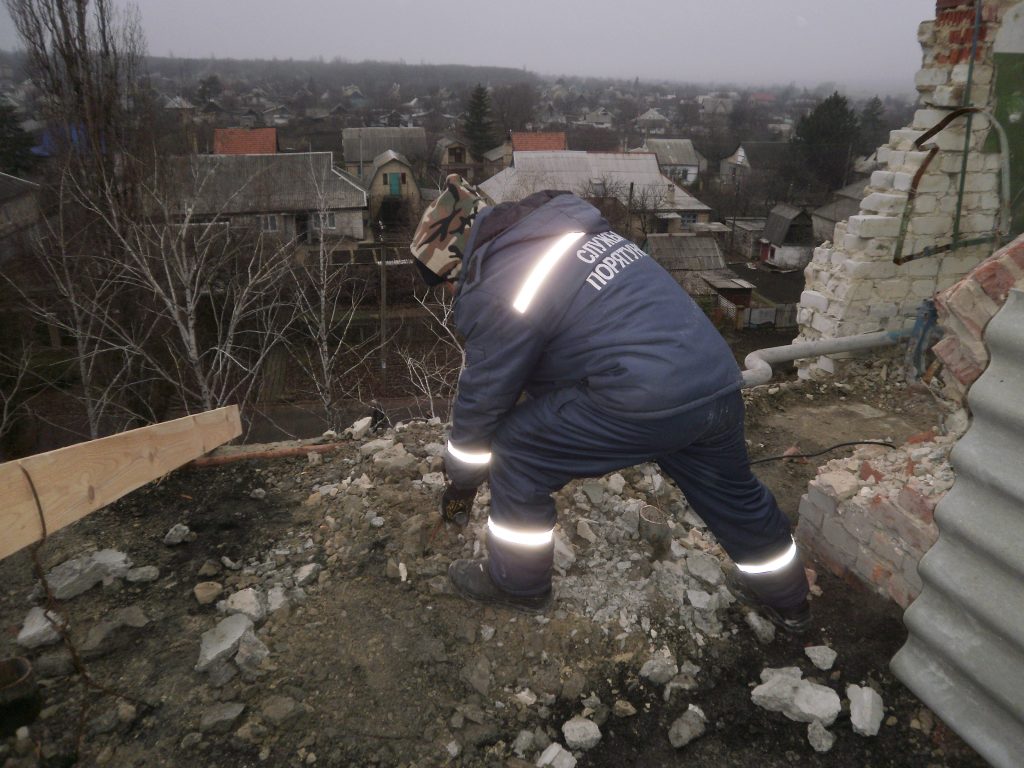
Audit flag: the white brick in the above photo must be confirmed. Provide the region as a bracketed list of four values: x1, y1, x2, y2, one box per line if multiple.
[885, 149, 907, 169]
[893, 172, 914, 192]
[843, 233, 868, 253]
[867, 302, 899, 319]
[913, 109, 953, 130]
[917, 174, 950, 194]
[904, 258, 940, 277]
[870, 171, 894, 189]
[982, 154, 1002, 172]
[961, 213, 996, 233]
[890, 129, 926, 150]
[915, 68, 949, 88]
[796, 307, 814, 326]
[910, 279, 938, 299]
[844, 259, 897, 279]
[865, 238, 896, 259]
[903, 151, 933, 169]
[800, 289, 830, 312]
[914, 195, 938, 214]
[917, 21, 935, 45]
[910, 215, 953, 236]
[939, 253, 982, 276]
[848, 215, 901, 239]
[979, 192, 1001, 210]
[817, 355, 836, 374]
[963, 172, 998, 193]
[861, 192, 908, 214]
[811, 313, 837, 336]
[930, 85, 963, 107]
[877, 277, 912, 300]
[940, 153, 982, 174]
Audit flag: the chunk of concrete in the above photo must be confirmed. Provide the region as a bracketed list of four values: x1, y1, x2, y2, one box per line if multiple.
[808, 720, 836, 752]
[45, 550, 132, 599]
[805, 645, 838, 671]
[640, 650, 678, 685]
[751, 668, 840, 725]
[196, 614, 253, 672]
[16, 607, 64, 649]
[561, 716, 601, 750]
[668, 704, 707, 749]
[848, 684, 884, 736]
[535, 742, 576, 768]
[225, 588, 266, 624]
[199, 702, 245, 734]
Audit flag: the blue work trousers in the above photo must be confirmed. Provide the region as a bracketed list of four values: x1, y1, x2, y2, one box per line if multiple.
[486, 387, 794, 596]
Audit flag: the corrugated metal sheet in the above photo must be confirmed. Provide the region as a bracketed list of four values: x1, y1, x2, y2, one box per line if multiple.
[631, 139, 702, 168]
[891, 288, 1024, 768]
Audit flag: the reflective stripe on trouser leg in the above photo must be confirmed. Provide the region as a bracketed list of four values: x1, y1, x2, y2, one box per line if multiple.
[735, 537, 809, 611]
[487, 518, 554, 597]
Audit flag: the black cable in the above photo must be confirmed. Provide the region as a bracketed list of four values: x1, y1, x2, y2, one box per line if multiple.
[749, 440, 897, 466]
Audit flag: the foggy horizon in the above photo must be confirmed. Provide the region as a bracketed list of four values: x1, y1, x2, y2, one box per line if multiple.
[0, 0, 936, 96]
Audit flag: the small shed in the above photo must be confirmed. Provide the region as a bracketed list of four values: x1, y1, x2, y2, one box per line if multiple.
[761, 203, 815, 269]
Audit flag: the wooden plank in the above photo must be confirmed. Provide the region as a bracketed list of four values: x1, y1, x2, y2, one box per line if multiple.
[0, 406, 241, 561]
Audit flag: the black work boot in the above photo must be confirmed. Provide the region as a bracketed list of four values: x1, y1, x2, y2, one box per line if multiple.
[448, 559, 552, 614]
[725, 558, 812, 636]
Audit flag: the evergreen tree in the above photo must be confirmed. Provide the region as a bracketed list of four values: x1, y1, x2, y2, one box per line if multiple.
[462, 84, 496, 161]
[858, 96, 888, 156]
[0, 105, 36, 176]
[791, 91, 860, 191]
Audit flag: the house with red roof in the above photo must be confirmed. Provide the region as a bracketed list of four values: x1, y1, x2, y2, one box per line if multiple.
[213, 127, 278, 156]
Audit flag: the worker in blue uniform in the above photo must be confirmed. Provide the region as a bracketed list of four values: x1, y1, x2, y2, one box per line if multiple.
[410, 175, 810, 633]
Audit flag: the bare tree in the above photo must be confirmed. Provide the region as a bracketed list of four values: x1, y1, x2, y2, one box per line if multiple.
[287, 165, 380, 430]
[0, 346, 35, 455]
[396, 287, 463, 420]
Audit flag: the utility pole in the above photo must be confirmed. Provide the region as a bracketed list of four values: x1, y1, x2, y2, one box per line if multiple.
[378, 238, 388, 386]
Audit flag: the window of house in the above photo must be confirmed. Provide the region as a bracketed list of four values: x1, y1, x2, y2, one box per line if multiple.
[679, 213, 697, 226]
[401, 173, 407, 185]
[382, 174, 389, 186]
[261, 214, 278, 232]
[312, 212, 336, 230]
[450, 147, 464, 163]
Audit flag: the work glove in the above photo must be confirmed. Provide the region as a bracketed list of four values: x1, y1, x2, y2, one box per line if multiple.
[439, 483, 477, 527]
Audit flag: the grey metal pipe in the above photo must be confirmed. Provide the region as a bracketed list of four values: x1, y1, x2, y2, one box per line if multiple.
[741, 330, 909, 388]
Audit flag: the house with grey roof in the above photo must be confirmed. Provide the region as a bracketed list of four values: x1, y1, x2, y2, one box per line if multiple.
[630, 138, 706, 186]
[642, 233, 753, 308]
[813, 178, 869, 244]
[634, 108, 670, 135]
[479, 151, 711, 239]
[763, 203, 816, 268]
[365, 150, 422, 225]
[162, 151, 367, 244]
[341, 127, 427, 182]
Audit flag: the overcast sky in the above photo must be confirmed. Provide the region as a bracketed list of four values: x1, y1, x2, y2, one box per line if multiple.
[1, 0, 935, 93]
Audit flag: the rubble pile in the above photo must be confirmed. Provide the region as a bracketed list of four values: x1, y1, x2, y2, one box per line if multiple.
[1, 415, 943, 767]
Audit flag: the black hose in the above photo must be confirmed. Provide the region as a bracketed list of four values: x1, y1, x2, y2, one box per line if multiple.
[749, 440, 897, 466]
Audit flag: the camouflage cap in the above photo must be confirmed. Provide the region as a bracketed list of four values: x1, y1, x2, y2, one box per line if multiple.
[410, 174, 487, 284]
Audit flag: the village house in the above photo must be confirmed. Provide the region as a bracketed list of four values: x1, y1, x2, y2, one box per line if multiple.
[761, 203, 816, 268]
[634, 108, 670, 135]
[812, 178, 870, 244]
[341, 127, 427, 183]
[364, 150, 422, 225]
[630, 138, 705, 186]
[433, 136, 477, 182]
[479, 151, 711, 239]
[163, 151, 367, 245]
[212, 127, 278, 155]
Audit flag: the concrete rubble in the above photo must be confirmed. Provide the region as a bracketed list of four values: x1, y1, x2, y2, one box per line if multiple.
[44, 549, 132, 599]
[751, 667, 841, 726]
[667, 704, 707, 749]
[848, 684, 885, 736]
[561, 716, 601, 750]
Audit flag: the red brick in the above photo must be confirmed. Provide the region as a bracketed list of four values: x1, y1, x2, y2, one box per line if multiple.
[944, 278, 999, 339]
[1005, 238, 1024, 273]
[859, 461, 884, 482]
[973, 259, 1016, 302]
[888, 573, 915, 609]
[870, 562, 893, 588]
[898, 483, 940, 525]
[870, 530, 907, 568]
[906, 429, 937, 444]
[932, 336, 985, 386]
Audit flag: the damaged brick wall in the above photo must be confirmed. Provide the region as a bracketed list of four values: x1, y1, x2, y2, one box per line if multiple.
[795, 0, 1019, 380]
[932, 234, 1024, 400]
[795, 429, 960, 608]
[797, 232, 1024, 609]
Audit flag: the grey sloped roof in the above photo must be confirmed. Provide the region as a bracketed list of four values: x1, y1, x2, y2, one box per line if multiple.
[764, 203, 809, 245]
[479, 151, 710, 212]
[644, 234, 726, 271]
[635, 108, 669, 123]
[342, 127, 427, 164]
[370, 150, 412, 180]
[162, 152, 367, 215]
[631, 138, 702, 168]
